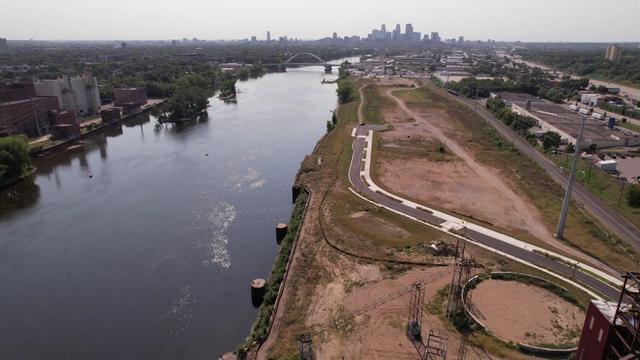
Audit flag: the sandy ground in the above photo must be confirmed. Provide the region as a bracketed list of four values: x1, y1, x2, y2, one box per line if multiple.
[470, 279, 584, 346]
[309, 265, 518, 360]
[370, 80, 613, 268]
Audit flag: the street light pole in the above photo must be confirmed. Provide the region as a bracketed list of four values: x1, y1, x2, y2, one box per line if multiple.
[555, 116, 586, 239]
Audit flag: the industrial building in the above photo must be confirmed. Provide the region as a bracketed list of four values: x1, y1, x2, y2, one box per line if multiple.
[605, 45, 623, 63]
[113, 87, 147, 115]
[581, 93, 619, 108]
[491, 92, 640, 149]
[575, 272, 640, 359]
[0, 83, 61, 137]
[33, 74, 101, 118]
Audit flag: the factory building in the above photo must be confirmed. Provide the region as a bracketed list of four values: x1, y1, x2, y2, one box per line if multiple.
[114, 87, 147, 115]
[605, 45, 623, 63]
[33, 74, 101, 118]
[575, 273, 640, 359]
[491, 92, 640, 149]
[0, 83, 61, 137]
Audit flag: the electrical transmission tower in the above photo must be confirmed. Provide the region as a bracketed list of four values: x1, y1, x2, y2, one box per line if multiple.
[407, 282, 425, 342]
[425, 330, 448, 360]
[446, 240, 482, 319]
[297, 333, 313, 360]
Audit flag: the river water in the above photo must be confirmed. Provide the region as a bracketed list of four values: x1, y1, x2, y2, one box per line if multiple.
[0, 62, 349, 359]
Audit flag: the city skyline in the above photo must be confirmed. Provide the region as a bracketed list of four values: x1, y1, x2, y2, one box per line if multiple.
[1, 0, 638, 42]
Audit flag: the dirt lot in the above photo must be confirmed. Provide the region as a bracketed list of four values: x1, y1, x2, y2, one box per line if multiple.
[471, 279, 584, 346]
[256, 78, 588, 360]
[368, 79, 618, 271]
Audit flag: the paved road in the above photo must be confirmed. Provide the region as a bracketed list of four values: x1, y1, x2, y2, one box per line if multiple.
[428, 83, 640, 251]
[350, 124, 620, 300]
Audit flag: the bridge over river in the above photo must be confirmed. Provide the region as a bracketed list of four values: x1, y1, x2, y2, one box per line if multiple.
[260, 52, 348, 72]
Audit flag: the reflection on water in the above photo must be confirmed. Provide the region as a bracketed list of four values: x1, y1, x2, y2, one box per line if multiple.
[0, 62, 354, 360]
[0, 180, 40, 219]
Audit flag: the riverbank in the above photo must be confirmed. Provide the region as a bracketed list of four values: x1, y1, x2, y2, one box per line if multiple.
[29, 98, 166, 157]
[0, 167, 37, 190]
[0, 65, 343, 360]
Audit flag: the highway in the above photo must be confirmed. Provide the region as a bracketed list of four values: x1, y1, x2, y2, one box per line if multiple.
[434, 83, 640, 251]
[349, 124, 620, 300]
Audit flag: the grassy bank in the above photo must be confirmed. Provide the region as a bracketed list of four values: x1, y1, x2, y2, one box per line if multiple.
[239, 190, 308, 354]
[548, 153, 640, 226]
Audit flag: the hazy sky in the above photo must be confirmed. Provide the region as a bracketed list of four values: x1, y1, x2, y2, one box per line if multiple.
[2, 0, 639, 42]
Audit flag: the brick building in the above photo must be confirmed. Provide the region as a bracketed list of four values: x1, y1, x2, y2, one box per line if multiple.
[49, 110, 80, 140]
[576, 272, 640, 359]
[0, 97, 59, 137]
[114, 87, 147, 116]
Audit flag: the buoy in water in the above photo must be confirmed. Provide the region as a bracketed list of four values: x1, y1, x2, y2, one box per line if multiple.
[275, 223, 288, 243]
[251, 278, 266, 307]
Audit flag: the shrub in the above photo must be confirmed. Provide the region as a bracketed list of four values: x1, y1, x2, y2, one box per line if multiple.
[627, 185, 640, 208]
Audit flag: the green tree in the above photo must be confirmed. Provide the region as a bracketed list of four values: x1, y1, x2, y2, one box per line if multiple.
[336, 79, 353, 104]
[628, 185, 640, 208]
[0, 136, 31, 185]
[542, 131, 561, 149]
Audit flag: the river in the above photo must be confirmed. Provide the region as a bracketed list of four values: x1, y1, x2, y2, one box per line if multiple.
[0, 61, 353, 359]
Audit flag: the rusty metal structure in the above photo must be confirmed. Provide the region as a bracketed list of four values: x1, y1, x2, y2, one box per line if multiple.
[297, 333, 313, 360]
[609, 272, 640, 359]
[446, 240, 481, 319]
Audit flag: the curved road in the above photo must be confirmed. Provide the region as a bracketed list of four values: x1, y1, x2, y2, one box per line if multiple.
[431, 82, 640, 250]
[349, 123, 620, 300]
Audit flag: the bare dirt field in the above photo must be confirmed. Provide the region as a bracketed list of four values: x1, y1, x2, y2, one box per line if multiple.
[368, 80, 617, 270]
[470, 279, 584, 346]
[309, 265, 529, 360]
[256, 78, 586, 360]
[374, 84, 549, 239]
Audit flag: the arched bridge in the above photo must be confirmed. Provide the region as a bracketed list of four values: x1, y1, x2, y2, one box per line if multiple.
[261, 52, 344, 71]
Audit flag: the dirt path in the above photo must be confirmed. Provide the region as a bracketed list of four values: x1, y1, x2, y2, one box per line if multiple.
[381, 87, 615, 271]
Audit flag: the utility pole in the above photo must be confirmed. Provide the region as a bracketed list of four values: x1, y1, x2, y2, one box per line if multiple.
[555, 117, 586, 239]
[618, 179, 627, 208]
[474, 88, 479, 113]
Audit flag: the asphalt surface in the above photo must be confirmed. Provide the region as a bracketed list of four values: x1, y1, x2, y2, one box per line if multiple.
[350, 124, 619, 300]
[441, 87, 640, 251]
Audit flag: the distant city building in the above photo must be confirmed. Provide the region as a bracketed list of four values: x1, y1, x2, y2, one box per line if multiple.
[393, 24, 401, 40]
[405, 23, 414, 40]
[458, 36, 464, 44]
[266, 31, 271, 41]
[120, 41, 127, 48]
[605, 44, 623, 62]
[250, 36, 257, 42]
[431, 32, 441, 43]
[0, 38, 8, 52]
[332, 32, 338, 40]
[33, 74, 101, 118]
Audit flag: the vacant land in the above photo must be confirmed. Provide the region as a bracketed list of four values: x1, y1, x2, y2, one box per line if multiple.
[365, 80, 633, 272]
[471, 279, 584, 347]
[257, 78, 595, 360]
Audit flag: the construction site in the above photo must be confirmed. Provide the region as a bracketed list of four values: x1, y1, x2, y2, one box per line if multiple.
[243, 76, 640, 360]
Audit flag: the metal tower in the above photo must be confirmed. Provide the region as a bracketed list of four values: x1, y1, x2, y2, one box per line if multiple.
[555, 116, 586, 239]
[297, 333, 313, 360]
